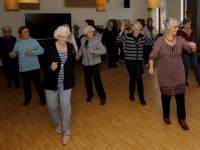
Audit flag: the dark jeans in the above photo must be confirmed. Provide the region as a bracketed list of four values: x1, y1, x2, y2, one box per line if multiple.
[21, 69, 45, 102]
[144, 45, 153, 65]
[83, 64, 106, 99]
[181, 52, 200, 82]
[106, 46, 118, 67]
[125, 60, 144, 100]
[161, 93, 186, 119]
[2, 56, 19, 86]
[117, 42, 124, 60]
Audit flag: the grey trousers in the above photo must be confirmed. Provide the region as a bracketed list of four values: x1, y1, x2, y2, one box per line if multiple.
[45, 87, 72, 132]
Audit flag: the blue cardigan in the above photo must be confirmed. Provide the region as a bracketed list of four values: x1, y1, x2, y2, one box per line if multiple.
[11, 37, 44, 72]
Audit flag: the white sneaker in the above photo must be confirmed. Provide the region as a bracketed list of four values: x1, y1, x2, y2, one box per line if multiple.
[145, 64, 149, 68]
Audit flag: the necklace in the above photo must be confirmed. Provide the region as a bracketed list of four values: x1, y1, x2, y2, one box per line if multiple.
[166, 36, 175, 42]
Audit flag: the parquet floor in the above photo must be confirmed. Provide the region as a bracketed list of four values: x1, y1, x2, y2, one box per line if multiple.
[1, 60, 200, 150]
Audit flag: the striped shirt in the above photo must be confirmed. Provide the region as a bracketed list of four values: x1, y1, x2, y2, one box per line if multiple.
[11, 37, 44, 72]
[57, 50, 68, 88]
[116, 33, 156, 60]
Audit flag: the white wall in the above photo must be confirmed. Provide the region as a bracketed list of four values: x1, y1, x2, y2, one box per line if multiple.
[0, 0, 147, 39]
[166, 0, 181, 21]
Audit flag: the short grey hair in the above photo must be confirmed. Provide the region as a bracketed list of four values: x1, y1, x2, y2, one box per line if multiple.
[2, 25, 12, 32]
[163, 17, 179, 34]
[54, 26, 71, 39]
[117, 20, 122, 24]
[129, 22, 142, 33]
[83, 26, 95, 34]
[107, 21, 113, 26]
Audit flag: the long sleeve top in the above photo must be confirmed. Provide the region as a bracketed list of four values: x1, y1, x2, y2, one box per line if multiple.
[177, 29, 195, 55]
[0, 36, 16, 57]
[116, 33, 156, 60]
[69, 34, 78, 53]
[77, 36, 106, 66]
[149, 36, 192, 95]
[11, 37, 44, 72]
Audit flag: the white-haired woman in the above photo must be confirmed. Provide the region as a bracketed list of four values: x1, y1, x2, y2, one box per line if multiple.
[148, 18, 196, 130]
[117, 22, 157, 105]
[43, 26, 75, 144]
[102, 21, 118, 67]
[76, 26, 106, 105]
[0, 25, 20, 89]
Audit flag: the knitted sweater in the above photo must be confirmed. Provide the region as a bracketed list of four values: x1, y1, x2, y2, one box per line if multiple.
[11, 37, 44, 72]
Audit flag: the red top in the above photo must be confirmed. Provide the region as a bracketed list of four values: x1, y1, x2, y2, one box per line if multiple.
[177, 29, 195, 55]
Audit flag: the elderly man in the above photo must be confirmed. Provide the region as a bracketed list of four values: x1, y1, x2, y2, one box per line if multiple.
[102, 21, 118, 68]
[0, 25, 20, 89]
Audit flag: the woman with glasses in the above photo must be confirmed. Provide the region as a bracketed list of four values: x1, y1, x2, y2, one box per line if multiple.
[142, 18, 155, 68]
[76, 25, 106, 105]
[9, 26, 46, 106]
[177, 18, 200, 86]
[0, 25, 20, 89]
[149, 18, 196, 130]
[117, 22, 157, 105]
[43, 26, 75, 144]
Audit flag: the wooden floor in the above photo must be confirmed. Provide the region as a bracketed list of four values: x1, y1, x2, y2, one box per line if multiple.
[1, 60, 200, 150]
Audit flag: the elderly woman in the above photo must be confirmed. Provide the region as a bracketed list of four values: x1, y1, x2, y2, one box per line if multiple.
[117, 22, 157, 105]
[148, 18, 196, 130]
[9, 26, 45, 106]
[102, 21, 118, 68]
[143, 18, 155, 68]
[177, 18, 200, 86]
[0, 25, 20, 89]
[76, 26, 106, 105]
[43, 26, 75, 145]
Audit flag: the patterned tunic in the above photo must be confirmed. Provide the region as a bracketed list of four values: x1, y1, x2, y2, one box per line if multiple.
[149, 36, 192, 96]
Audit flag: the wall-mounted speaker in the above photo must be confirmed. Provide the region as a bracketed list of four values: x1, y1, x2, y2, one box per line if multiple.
[124, 0, 130, 8]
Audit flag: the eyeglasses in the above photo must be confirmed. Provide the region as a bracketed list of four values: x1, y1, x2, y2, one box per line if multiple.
[59, 36, 69, 39]
[22, 31, 29, 33]
[171, 26, 179, 29]
[3, 31, 11, 33]
[135, 29, 141, 32]
[88, 31, 94, 33]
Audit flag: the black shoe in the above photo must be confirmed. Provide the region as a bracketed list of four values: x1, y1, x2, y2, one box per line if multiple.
[113, 65, 118, 68]
[100, 99, 106, 105]
[15, 84, 21, 90]
[109, 65, 112, 67]
[140, 99, 146, 105]
[7, 85, 12, 89]
[185, 81, 189, 86]
[87, 97, 93, 102]
[23, 100, 30, 106]
[41, 100, 46, 105]
[130, 96, 135, 101]
[198, 81, 200, 86]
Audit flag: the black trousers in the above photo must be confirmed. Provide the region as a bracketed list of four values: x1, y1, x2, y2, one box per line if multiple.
[117, 42, 124, 60]
[21, 69, 45, 102]
[83, 64, 106, 99]
[106, 46, 118, 67]
[144, 45, 153, 65]
[125, 60, 144, 100]
[2, 57, 19, 86]
[161, 93, 186, 119]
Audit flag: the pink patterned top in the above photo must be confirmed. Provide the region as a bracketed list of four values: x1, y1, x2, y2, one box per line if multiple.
[149, 36, 192, 96]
